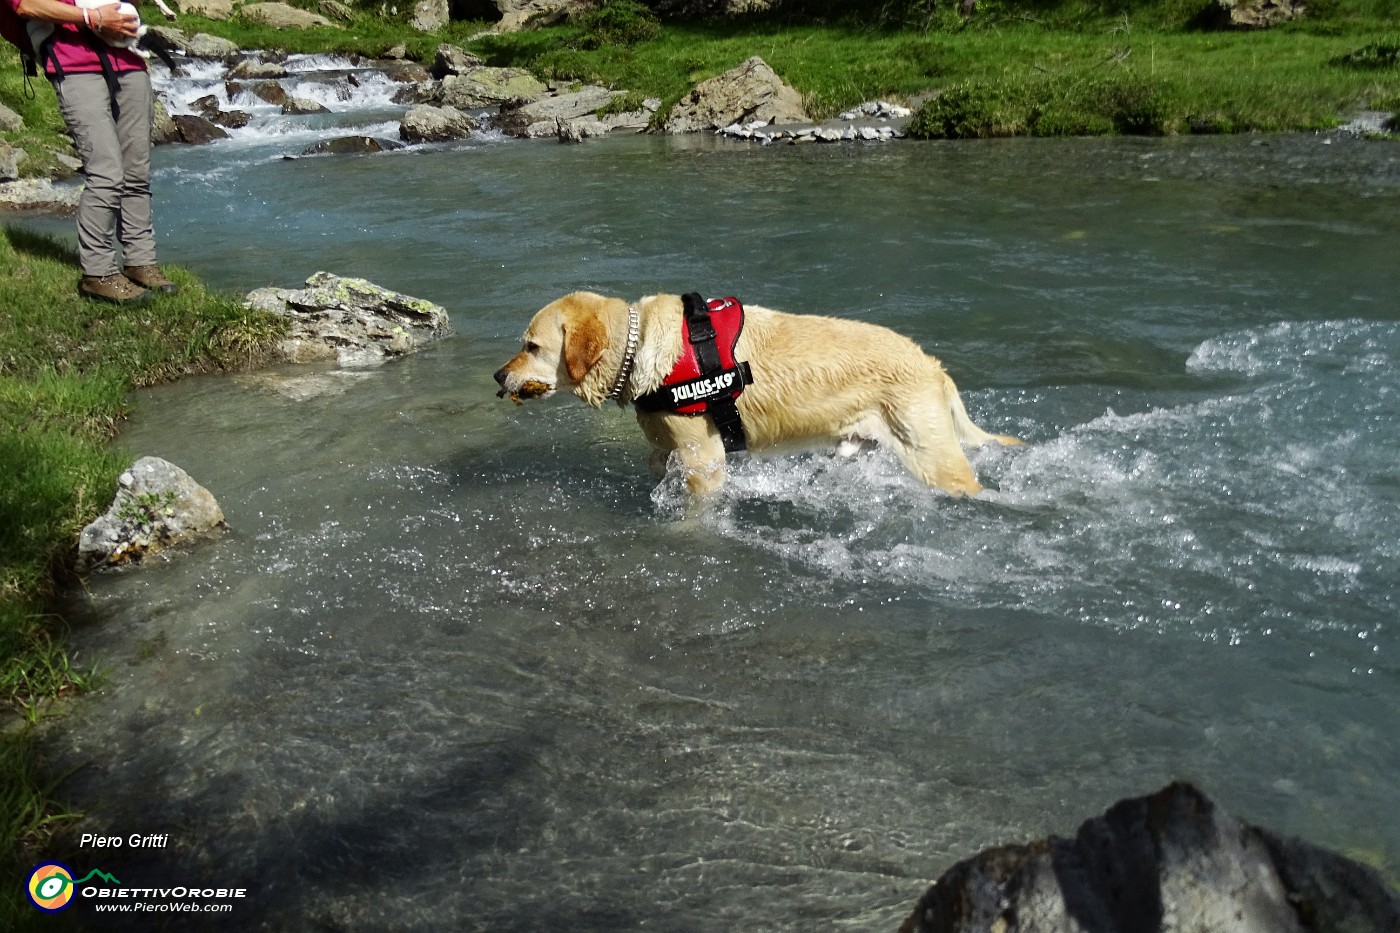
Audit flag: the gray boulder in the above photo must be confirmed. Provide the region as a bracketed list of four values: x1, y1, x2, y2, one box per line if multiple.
[143, 24, 192, 55]
[318, 0, 355, 20]
[556, 117, 609, 143]
[171, 114, 230, 144]
[0, 99, 26, 132]
[244, 271, 454, 367]
[77, 458, 227, 572]
[151, 100, 180, 144]
[187, 32, 241, 57]
[399, 104, 479, 142]
[493, 85, 623, 137]
[900, 781, 1400, 933]
[431, 43, 484, 79]
[228, 58, 289, 80]
[0, 141, 24, 182]
[379, 59, 432, 83]
[600, 97, 661, 132]
[493, 0, 577, 32]
[0, 179, 81, 213]
[663, 56, 809, 134]
[237, 1, 336, 28]
[282, 96, 331, 115]
[440, 67, 548, 108]
[1213, 0, 1306, 27]
[410, 0, 449, 31]
[175, 0, 233, 18]
[230, 80, 289, 106]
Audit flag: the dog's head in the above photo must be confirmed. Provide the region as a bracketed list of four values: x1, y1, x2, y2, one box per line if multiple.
[494, 292, 628, 407]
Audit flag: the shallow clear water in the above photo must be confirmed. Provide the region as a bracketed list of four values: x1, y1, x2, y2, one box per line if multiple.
[22, 59, 1400, 930]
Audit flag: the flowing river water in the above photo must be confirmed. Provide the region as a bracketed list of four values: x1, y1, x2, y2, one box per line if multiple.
[16, 56, 1400, 930]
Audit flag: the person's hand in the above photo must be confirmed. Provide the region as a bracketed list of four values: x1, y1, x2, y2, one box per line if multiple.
[88, 3, 140, 39]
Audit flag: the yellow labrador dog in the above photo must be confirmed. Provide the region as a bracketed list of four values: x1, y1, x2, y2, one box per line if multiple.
[494, 292, 1021, 496]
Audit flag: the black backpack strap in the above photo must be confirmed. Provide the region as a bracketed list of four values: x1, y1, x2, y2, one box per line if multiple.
[39, 30, 123, 118]
[682, 292, 747, 453]
[91, 41, 122, 118]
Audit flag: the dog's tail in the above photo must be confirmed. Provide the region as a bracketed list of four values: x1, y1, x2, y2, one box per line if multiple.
[941, 371, 1024, 447]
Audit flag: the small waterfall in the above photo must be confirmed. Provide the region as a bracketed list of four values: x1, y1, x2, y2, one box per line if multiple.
[150, 51, 448, 156]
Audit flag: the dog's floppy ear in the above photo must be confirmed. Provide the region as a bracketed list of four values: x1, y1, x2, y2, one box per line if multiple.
[562, 309, 609, 385]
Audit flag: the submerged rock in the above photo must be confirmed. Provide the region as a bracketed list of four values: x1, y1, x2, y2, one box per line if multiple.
[298, 135, 404, 156]
[899, 781, 1400, 933]
[244, 271, 454, 367]
[77, 457, 227, 572]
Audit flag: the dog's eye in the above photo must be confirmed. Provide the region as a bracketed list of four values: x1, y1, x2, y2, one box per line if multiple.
[524, 341, 540, 353]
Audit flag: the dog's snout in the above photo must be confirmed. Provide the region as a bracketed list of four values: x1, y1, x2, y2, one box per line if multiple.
[493, 367, 508, 386]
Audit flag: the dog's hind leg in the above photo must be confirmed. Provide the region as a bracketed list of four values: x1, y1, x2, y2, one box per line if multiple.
[881, 395, 983, 495]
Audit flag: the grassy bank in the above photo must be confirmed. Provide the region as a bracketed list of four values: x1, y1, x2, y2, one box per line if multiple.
[140, 1, 1400, 138]
[0, 225, 285, 925]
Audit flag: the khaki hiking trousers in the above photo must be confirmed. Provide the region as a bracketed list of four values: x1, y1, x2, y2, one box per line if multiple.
[52, 69, 157, 278]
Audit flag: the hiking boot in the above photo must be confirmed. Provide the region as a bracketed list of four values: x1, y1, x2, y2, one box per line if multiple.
[123, 264, 180, 295]
[79, 273, 151, 305]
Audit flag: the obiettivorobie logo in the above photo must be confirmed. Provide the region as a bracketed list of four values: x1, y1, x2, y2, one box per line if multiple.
[26, 862, 120, 913]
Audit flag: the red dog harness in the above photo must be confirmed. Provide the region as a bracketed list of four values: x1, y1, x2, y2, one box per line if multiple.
[633, 293, 754, 452]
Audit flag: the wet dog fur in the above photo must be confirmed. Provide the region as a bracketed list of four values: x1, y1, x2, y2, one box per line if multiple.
[493, 291, 1022, 496]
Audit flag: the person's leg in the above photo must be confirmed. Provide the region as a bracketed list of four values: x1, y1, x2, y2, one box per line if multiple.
[112, 70, 156, 266]
[53, 73, 124, 278]
[109, 70, 179, 294]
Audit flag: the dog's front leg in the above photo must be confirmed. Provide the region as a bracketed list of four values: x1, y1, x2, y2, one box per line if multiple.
[676, 438, 726, 496]
[639, 413, 726, 496]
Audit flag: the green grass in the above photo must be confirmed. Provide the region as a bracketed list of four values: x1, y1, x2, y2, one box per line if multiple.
[472, 19, 1400, 133]
[0, 225, 286, 928]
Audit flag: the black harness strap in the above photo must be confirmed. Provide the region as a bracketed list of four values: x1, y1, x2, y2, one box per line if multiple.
[683, 292, 748, 454]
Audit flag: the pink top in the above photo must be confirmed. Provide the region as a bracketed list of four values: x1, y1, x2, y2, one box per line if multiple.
[2, 0, 146, 75]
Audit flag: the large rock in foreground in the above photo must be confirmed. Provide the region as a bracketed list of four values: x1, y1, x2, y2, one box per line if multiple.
[78, 458, 226, 572]
[245, 271, 453, 366]
[663, 56, 809, 134]
[900, 781, 1400, 933]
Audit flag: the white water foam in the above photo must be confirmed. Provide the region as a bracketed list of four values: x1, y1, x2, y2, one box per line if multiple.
[638, 319, 1397, 644]
[152, 53, 422, 150]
